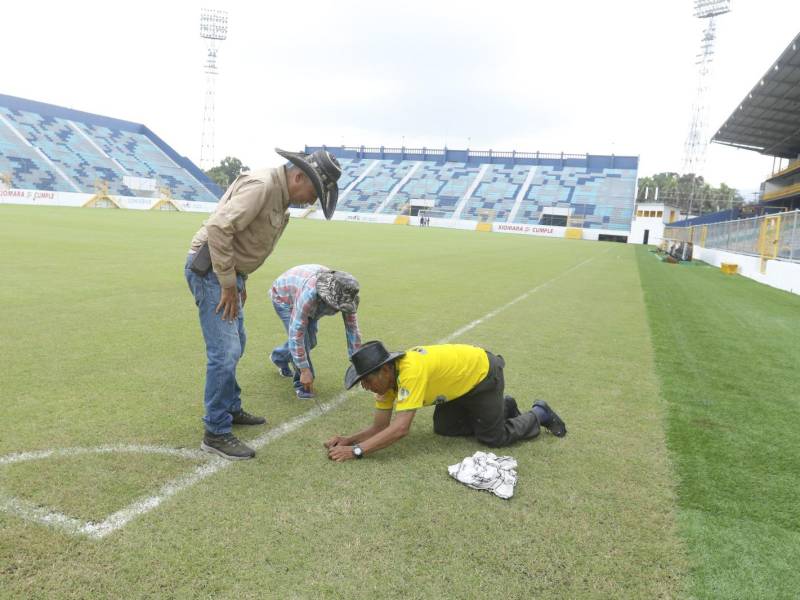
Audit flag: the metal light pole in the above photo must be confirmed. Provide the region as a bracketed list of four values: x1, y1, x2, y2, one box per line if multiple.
[200, 8, 228, 170]
[682, 0, 731, 210]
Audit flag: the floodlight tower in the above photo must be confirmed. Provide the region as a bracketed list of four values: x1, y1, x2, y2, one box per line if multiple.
[199, 8, 228, 170]
[682, 0, 731, 182]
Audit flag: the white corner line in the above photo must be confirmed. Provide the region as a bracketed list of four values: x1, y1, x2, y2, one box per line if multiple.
[0, 252, 601, 538]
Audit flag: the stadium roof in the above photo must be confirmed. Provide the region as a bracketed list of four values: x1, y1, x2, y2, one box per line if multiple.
[712, 32, 800, 159]
[306, 145, 639, 170]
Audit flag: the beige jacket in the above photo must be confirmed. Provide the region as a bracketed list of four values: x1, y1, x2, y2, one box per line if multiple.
[190, 167, 290, 288]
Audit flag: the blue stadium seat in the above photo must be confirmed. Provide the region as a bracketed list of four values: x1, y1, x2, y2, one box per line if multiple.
[339, 159, 418, 213]
[460, 164, 532, 222]
[0, 94, 220, 201]
[0, 121, 67, 192]
[383, 161, 482, 216]
[516, 167, 636, 230]
[0, 107, 127, 194]
[76, 124, 217, 201]
[305, 147, 638, 228]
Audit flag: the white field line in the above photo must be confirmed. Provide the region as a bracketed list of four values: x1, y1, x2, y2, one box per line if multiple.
[0, 253, 601, 538]
[0, 445, 206, 466]
[0, 393, 358, 538]
[440, 254, 598, 342]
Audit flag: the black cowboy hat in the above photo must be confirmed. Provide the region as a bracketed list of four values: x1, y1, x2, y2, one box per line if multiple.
[344, 340, 405, 389]
[275, 148, 342, 219]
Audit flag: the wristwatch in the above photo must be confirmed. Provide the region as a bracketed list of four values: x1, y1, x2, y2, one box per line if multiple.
[352, 444, 364, 459]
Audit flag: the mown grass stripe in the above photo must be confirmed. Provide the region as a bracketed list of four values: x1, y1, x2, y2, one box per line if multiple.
[637, 247, 800, 598]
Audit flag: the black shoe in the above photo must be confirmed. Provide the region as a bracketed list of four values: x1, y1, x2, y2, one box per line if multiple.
[532, 400, 567, 437]
[231, 409, 266, 426]
[271, 356, 293, 378]
[504, 395, 521, 419]
[201, 431, 255, 460]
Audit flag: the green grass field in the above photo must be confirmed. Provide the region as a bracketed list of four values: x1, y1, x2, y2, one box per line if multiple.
[1, 205, 798, 599]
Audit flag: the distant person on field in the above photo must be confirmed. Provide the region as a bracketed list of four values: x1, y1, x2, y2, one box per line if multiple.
[185, 148, 342, 460]
[269, 265, 361, 399]
[324, 341, 567, 461]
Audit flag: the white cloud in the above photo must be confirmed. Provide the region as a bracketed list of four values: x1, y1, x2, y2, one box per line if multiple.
[3, 0, 800, 190]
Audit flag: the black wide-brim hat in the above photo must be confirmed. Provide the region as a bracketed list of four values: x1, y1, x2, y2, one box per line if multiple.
[344, 340, 405, 389]
[275, 148, 342, 219]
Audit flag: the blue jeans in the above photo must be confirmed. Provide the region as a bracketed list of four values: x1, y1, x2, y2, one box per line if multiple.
[185, 255, 245, 434]
[270, 300, 317, 390]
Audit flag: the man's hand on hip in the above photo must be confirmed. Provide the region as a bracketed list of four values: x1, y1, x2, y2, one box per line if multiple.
[216, 285, 239, 321]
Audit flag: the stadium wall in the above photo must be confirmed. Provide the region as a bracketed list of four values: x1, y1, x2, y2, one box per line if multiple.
[692, 245, 800, 295]
[0, 187, 217, 212]
[1, 186, 630, 241]
[314, 208, 626, 240]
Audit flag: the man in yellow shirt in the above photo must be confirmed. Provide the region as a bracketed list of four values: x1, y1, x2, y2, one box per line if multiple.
[325, 341, 566, 461]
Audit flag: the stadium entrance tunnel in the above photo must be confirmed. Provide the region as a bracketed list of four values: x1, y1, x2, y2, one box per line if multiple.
[598, 234, 629, 243]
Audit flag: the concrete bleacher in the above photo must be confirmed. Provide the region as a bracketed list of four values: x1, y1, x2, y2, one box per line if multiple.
[514, 166, 636, 231]
[0, 107, 130, 195]
[312, 146, 638, 229]
[460, 164, 531, 222]
[0, 117, 65, 192]
[0, 94, 221, 201]
[386, 161, 482, 217]
[337, 158, 420, 213]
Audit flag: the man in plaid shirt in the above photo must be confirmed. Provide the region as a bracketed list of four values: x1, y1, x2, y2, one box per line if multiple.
[270, 264, 361, 399]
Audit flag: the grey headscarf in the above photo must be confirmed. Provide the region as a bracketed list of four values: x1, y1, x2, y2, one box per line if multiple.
[316, 270, 360, 313]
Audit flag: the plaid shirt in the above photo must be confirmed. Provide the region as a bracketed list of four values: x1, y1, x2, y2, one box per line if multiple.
[270, 264, 361, 369]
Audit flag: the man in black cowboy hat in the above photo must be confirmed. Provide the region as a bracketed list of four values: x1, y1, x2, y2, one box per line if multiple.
[185, 148, 342, 460]
[269, 264, 361, 399]
[325, 341, 567, 461]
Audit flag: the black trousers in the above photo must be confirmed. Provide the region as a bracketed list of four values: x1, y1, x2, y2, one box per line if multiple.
[432, 352, 540, 447]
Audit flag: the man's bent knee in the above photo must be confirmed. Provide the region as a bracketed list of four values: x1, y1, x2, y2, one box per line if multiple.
[433, 419, 473, 437]
[476, 430, 510, 448]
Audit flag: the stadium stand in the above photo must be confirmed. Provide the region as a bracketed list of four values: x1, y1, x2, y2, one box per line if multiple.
[460, 164, 532, 222]
[308, 146, 638, 230]
[0, 94, 221, 201]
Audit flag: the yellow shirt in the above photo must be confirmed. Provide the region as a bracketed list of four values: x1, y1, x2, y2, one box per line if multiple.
[375, 344, 490, 412]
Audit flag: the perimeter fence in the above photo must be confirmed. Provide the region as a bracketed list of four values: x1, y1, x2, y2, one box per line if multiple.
[664, 210, 799, 262]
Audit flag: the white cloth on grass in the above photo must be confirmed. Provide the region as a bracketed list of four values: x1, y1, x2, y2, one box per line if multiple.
[447, 451, 518, 499]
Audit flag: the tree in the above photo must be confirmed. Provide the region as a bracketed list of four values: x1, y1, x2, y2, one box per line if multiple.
[205, 156, 248, 188]
[636, 172, 745, 216]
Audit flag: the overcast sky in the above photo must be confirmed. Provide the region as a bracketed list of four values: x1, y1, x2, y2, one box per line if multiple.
[4, 1, 799, 195]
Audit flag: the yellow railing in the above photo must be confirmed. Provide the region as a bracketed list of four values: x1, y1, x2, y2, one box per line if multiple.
[766, 160, 800, 182]
[663, 210, 800, 262]
[762, 181, 800, 202]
